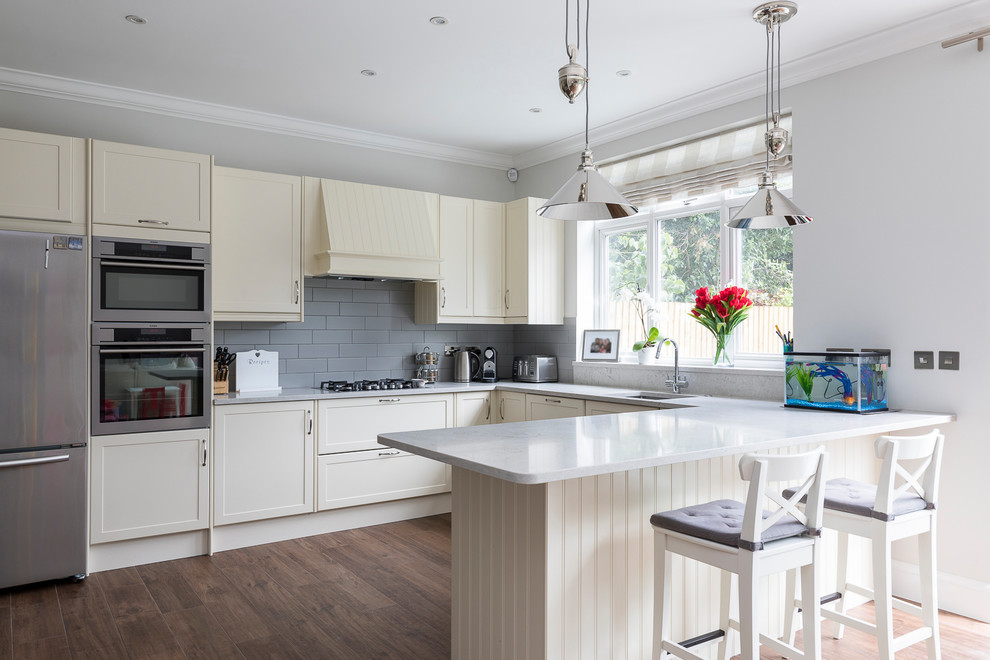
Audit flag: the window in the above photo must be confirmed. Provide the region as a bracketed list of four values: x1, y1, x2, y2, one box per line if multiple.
[596, 184, 794, 364]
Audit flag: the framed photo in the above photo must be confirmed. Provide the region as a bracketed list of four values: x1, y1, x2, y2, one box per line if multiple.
[582, 329, 620, 361]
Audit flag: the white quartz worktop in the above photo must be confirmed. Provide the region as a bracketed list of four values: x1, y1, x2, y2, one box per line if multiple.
[378, 397, 954, 484]
[212, 380, 691, 407]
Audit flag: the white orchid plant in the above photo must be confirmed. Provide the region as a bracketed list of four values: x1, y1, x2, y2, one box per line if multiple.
[618, 285, 664, 351]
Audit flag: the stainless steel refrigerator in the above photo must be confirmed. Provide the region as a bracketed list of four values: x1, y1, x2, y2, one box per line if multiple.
[0, 229, 88, 588]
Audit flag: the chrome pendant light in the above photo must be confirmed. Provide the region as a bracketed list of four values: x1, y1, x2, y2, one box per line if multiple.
[537, 0, 638, 221]
[727, 1, 812, 229]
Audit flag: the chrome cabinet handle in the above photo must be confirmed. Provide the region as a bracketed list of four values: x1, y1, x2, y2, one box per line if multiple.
[505, 289, 509, 310]
[545, 398, 561, 404]
[306, 410, 313, 435]
[378, 398, 401, 403]
[378, 449, 401, 457]
[499, 398, 504, 420]
[137, 219, 170, 226]
[441, 287, 446, 309]
[0, 455, 69, 468]
[201, 439, 207, 467]
[100, 261, 206, 271]
[295, 280, 300, 304]
[99, 346, 208, 354]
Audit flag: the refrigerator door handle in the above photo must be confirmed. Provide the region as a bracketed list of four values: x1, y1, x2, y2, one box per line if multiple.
[0, 454, 70, 468]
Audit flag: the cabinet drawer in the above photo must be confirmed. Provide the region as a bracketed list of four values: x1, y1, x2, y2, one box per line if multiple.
[584, 400, 653, 415]
[317, 449, 450, 511]
[317, 394, 452, 454]
[525, 394, 585, 420]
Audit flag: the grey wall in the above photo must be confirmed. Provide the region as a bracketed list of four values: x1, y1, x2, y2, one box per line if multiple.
[0, 90, 515, 201]
[513, 318, 577, 384]
[215, 278, 518, 387]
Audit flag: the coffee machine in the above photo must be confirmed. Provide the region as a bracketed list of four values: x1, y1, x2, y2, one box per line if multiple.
[480, 346, 498, 383]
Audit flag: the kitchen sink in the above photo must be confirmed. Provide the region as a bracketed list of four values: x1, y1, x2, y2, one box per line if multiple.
[621, 391, 694, 401]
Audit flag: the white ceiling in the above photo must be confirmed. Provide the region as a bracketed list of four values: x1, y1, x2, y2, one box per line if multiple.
[0, 1, 987, 168]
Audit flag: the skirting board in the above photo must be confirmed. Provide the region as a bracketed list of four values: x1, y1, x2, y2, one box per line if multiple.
[88, 493, 450, 573]
[893, 559, 990, 623]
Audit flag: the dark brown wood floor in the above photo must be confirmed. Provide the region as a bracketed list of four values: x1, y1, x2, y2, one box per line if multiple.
[2, 513, 988, 659]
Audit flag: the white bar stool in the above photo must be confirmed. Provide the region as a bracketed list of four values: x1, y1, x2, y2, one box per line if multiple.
[783, 429, 944, 659]
[650, 447, 828, 660]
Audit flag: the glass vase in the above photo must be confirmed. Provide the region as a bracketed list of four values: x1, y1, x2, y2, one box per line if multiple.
[713, 332, 734, 367]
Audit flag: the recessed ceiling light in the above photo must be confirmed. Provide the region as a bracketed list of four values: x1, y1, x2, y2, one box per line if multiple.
[360, 69, 377, 77]
[429, 16, 449, 26]
[616, 70, 632, 77]
[529, 107, 543, 113]
[124, 15, 148, 25]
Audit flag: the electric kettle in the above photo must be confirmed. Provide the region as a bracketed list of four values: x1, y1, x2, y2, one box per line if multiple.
[454, 349, 480, 383]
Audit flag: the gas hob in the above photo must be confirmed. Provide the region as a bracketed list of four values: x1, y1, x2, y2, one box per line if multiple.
[317, 378, 415, 393]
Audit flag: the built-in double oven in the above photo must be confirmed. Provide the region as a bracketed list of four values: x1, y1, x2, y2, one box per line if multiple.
[91, 237, 212, 435]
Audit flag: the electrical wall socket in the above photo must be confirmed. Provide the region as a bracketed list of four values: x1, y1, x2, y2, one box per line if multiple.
[444, 345, 461, 356]
[914, 351, 934, 369]
[938, 351, 960, 370]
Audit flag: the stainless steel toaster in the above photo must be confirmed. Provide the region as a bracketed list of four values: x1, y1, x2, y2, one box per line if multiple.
[512, 355, 558, 382]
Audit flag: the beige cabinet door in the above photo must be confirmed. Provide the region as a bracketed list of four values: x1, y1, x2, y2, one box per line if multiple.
[504, 197, 563, 324]
[584, 400, 652, 415]
[454, 391, 493, 426]
[212, 167, 302, 321]
[90, 429, 209, 543]
[92, 140, 211, 234]
[525, 394, 585, 420]
[472, 200, 505, 318]
[0, 128, 85, 230]
[317, 449, 450, 511]
[438, 195, 473, 317]
[213, 401, 315, 525]
[317, 393, 453, 454]
[495, 390, 527, 423]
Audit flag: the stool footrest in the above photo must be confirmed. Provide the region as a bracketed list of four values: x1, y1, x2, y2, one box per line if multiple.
[822, 608, 877, 635]
[892, 625, 933, 652]
[892, 596, 924, 617]
[679, 629, 725, 649]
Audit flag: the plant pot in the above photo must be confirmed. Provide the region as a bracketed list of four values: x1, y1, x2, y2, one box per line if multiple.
[638, 347, 658, 365]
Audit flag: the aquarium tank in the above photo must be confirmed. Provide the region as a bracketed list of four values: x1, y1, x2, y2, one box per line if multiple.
[785, 350, 889, 413]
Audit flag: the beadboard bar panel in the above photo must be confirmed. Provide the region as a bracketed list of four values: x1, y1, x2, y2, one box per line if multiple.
[452, 435, 877, 660]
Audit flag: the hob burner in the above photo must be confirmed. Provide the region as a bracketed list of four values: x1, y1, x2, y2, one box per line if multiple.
[318, 378, 414, 392]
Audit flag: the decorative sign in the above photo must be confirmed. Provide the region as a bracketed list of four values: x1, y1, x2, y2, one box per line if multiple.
[234, 349, 281, 392]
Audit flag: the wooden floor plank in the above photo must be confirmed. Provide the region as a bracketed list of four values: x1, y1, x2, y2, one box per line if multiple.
[171, 556, 277, 644]
[0, 602, 11, 660]
[162, 605, 244, 659]
[9, 584, 63, 645]
[138, 561, 204, 614]
[112, 611, 186, 659]
[55, 578, 127, 660]
[11, 636, 69, 660]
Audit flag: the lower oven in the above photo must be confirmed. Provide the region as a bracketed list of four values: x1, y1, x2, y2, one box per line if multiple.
[92, 322, 211, 435]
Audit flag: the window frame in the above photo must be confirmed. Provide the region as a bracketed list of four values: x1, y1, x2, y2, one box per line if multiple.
[593, 186, 793, 369]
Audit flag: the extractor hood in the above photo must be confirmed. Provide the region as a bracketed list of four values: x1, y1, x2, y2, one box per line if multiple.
[308, 178, 441, 281]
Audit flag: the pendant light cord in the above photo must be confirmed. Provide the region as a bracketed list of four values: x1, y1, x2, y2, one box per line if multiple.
[584, 0, 590, 150]
[564, 0, 581, 56]
[765, 17, 772, 171]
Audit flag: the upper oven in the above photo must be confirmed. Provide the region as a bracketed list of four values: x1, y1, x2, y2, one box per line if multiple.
[91, 322, 211, 435]
[92, 236, 211, 323]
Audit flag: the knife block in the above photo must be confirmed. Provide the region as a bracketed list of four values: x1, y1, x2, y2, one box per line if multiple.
[213, 362, 229, 396]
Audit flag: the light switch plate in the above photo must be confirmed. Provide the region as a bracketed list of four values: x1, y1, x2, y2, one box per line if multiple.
[938, 351, 960, 370]
[914, 351, 934, 369]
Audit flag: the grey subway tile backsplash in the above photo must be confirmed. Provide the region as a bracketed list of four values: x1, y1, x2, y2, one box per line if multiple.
[213, 278, 577, 388]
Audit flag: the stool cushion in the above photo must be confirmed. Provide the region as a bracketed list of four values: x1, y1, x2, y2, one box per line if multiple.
[783, 478, 930, 521]
[650, 499, 808, 551]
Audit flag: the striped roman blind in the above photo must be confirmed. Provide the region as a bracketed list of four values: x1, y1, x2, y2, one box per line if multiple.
[599, 117, 792, 207]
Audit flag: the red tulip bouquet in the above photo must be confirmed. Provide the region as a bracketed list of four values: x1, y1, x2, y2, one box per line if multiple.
[689, 286, 753, 366]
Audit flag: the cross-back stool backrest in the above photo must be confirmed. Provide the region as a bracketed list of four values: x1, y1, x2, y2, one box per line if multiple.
[874, 429, 944, 518]
[737, 447, 827, 550]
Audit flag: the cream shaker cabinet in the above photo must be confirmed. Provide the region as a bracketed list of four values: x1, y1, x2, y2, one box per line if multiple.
[495, 390, 527, 423]
[471, 199, 505, 318]
[504, 197, 564, 324]
[212, 167, 303, 322]
[454, 391, 493, 426]
[213, 401, 315, 525]
[584, 400, 652, 415]
[316, 394, 453, 511]
[0, 127, 86, 232]
[91, 140, 211, 238]
[90, 429, 209, 543]
[525, 393, 585, 420]
[436, 195, 473, 318]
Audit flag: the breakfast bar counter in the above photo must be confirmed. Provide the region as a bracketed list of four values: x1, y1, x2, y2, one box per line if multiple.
[380, 398, 953, 660]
